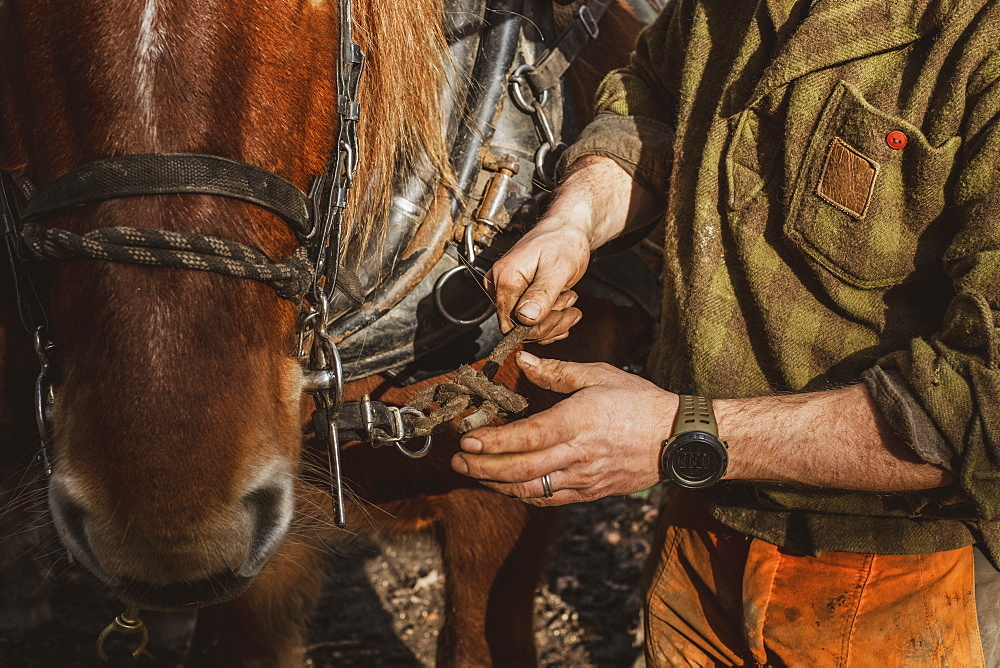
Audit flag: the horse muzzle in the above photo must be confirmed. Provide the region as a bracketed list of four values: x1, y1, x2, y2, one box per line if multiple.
[110, 572, 256, 611]
[48, 473, 294, 609]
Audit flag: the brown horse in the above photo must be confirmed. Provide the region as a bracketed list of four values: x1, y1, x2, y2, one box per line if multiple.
[0, 0, 645, 664]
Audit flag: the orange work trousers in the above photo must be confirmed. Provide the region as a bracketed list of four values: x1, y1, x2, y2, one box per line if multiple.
[645, 491, 984, 667]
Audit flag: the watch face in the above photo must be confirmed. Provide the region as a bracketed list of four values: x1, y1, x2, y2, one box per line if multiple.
[664, 432, 727, 488]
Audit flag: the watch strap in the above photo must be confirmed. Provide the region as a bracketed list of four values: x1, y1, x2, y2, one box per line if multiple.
[672, 395, 719, 438]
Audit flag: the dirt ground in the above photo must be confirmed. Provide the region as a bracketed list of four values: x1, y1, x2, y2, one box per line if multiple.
[0, 461, 663, 667]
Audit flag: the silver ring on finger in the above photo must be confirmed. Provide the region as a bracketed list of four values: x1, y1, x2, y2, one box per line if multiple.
[541, 473, 553, 498]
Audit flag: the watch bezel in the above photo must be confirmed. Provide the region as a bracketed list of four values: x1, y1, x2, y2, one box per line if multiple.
[661, 431, 728, 489]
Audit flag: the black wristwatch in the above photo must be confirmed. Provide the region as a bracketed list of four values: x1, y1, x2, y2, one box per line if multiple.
[660, 395, 728, 489]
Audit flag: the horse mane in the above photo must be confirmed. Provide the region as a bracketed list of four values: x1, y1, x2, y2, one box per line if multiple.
[347, 0, 452, 254]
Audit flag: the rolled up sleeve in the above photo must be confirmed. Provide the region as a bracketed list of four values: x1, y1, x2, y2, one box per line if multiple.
[557, 3, 685, 195]
[877, 66, 1000, 519]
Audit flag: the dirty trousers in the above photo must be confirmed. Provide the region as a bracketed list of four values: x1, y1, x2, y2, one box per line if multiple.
[644, 492, 987, 667]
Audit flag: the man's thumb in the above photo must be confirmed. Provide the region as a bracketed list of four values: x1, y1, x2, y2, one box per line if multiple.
[516, 352, 600, 394]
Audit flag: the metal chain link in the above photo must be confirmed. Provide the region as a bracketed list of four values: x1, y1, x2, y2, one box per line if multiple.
[509, 64, 567, 188]
[308, 0, 366, 306]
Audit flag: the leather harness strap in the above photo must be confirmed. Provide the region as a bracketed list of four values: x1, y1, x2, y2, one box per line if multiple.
[20, 154, 314, 237]
[523, 0, 614, 94]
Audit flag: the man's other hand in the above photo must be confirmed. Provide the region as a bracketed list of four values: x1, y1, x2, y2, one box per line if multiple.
[451, 351, 677, 505]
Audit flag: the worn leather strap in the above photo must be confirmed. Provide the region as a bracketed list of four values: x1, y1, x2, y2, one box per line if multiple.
[314, 400, 417, 443]
[524, 0, 614, 94]
[20, 154, 314, 239]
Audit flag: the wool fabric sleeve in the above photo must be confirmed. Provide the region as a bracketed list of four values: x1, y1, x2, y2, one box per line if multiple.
[877, 53, 1000, 519]
[556, 2, 687, 195]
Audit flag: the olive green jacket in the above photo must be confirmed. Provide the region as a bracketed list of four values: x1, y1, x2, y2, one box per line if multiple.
[564, 0, 1000, 560]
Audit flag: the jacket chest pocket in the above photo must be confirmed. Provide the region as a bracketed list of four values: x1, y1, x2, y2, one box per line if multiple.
[785, 81, 961, 289]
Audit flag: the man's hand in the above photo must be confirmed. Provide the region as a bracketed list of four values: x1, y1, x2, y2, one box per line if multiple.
[486, 225, 590, 339]
[451, 351, 677, 505]
[486, 155, 662, 334]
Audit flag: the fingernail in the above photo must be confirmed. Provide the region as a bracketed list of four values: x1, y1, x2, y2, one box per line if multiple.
[483, 276, 494, 292]
[451, 454, 469, 474]
[518, 350, 540, 366]
[518, 301, 541, 321]
[461, 437, 483, 453]
[566, 293, 578, 307]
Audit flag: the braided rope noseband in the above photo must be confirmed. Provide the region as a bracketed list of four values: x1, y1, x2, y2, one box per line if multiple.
[7, 154, 365, 304]
[22, 223, 315, 301]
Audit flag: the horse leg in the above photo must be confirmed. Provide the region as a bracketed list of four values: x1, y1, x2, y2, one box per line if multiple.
[187, 482, 329, 667]
[432, 487, 558, 667]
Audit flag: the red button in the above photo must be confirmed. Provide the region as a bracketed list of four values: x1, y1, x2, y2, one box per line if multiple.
[886, 130, 908, 149]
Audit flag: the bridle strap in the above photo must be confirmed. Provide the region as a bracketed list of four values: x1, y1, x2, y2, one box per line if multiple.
[20, 154, 315, 239]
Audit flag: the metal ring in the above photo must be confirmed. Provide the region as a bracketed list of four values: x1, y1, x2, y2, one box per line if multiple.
[434, 265, 494, 326]
[395, 435, 432, 459]
[96, 607, 149, 662]
[533, 141, 567, 190]
[462, 221, 476, 263]
[395, 408, 432, 459]
[541, 473, 553, 498]
[296, 309, 321, 358]
[509, 64, 549, 114]
[324, 338, 345, 412]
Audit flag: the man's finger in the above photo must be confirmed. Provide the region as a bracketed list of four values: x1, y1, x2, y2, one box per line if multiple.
[485, 267, 514, 333]
[477, 483, 588, 507]
[528, 307, 582, 342]
[537, 331, 570, 345]
[515, 271, 569, 325]
[460, 403, 577, 455]
[550, 290, 579, 311]
[516, 353, 612, 394]
[485, 468, 570, 499]
[451, 441, 577, 483]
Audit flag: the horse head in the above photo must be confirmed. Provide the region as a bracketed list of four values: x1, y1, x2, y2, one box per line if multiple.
[1, 0, 448, 610]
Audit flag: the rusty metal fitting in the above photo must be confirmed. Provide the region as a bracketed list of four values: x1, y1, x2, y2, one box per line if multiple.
[469, 154, 520, 245]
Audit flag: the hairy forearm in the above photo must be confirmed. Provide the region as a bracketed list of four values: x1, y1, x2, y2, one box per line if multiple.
[714, 384, 955, 491]
[540, 155, 664, 249]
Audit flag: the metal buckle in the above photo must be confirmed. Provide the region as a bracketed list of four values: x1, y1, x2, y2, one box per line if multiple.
[358, 395, 433, 459]
[579, 5, 600, 39]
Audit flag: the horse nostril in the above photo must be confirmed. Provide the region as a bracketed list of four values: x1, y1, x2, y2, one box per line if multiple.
[48, 485, 108, 580]
[239, 483, 293, 577]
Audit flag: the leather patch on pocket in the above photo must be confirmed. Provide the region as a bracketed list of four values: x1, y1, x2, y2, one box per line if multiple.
[815, 138, 880, 219]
